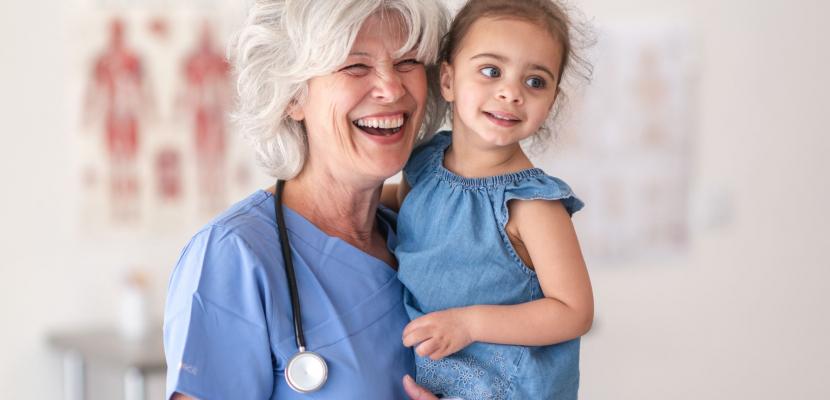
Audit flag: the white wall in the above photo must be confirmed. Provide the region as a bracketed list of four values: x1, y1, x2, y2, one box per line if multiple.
[577, 0, 830, 398]
[1, 0, 828, 399]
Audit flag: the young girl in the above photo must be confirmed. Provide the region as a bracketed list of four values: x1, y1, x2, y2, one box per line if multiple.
[386, 0, 594, 398]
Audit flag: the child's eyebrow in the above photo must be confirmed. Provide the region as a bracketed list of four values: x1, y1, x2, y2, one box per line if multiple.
[470, 53, 558, 82]
[529, 64, 557, 82]
[470, 52, 507, 62]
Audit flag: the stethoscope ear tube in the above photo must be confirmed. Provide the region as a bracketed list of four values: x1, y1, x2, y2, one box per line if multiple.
[275, 180, 328, 393]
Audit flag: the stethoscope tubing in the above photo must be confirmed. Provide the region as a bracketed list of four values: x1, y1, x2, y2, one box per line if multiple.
[275, 180, 307, 351]
[274, 180, 329, 393]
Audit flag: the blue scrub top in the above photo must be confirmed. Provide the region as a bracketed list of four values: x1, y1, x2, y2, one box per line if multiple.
[163, 190, 414, 399]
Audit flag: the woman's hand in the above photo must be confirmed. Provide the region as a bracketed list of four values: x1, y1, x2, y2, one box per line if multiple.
[403, 375, 438, 400]
[402, 307, 475, 360]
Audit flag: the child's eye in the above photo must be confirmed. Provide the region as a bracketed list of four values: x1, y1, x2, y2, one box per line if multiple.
[339, 64, 371, 77]
[395, 59, 422, 72]
[525, 76, 546, 89]
[479, 66, 501, 78]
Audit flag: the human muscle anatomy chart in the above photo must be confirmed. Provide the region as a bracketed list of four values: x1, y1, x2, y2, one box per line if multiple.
[72, 7, 263, 233]
[178, 23, 232, 213]
[83, 18, 151, 221]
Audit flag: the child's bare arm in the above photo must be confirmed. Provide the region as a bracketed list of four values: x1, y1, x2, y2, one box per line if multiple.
[402, 199, 593, 360]
[469, 199, 593, 345]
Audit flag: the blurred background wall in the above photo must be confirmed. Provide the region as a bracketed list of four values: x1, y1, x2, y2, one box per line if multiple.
[0, 0, 828, 399]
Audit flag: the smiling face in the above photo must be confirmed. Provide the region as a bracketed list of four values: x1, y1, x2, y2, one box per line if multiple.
[441, 17, 563, 149]
[290, 13, 428, 187]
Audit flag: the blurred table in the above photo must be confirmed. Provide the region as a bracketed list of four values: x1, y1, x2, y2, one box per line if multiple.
[48, 327, 165, 400]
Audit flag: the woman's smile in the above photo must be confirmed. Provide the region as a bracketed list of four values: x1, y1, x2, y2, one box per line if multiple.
[353, 112, 409, 137]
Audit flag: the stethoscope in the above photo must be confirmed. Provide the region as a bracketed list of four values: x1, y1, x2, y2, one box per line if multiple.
[274, 179, 328, 393]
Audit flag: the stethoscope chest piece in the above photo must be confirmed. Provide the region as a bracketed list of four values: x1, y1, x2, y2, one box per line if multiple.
[285, 349, 328, 393]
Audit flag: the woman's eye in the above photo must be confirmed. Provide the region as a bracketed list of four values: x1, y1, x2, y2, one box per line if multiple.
[395, 59, 422, 72]
[479, 66, 501, 78]
[526, 76, 546, 89]
[339, 64, 370, 77]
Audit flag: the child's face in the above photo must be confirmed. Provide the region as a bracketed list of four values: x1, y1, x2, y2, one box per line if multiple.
[441, 17, 562, 148]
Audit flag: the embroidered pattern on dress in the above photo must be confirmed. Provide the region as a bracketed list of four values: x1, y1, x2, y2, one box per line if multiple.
[416, 350, 514, 400]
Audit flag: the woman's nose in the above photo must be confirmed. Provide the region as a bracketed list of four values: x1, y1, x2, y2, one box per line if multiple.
[372, 70, 406, 103]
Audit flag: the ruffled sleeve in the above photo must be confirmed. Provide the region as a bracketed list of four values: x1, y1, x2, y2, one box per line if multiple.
[403, 131, 451, 187]
[496, 173, 584, 227]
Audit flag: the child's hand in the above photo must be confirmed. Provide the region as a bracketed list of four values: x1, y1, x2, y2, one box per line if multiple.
[402, 307, 475, 360]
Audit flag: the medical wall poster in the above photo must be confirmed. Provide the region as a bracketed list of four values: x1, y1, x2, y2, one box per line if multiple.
[68, 1, 261, 233]
[534, 23, 699, 265]
[68, 2, 697, 262]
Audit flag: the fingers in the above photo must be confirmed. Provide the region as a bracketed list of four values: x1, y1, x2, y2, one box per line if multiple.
[415, 338, 452, 360]
[403, 320, 432, 348]
[429, 344, 452, 361]
[402, 314, 429, 338]
[403, 317, 451, 360]
[414, 338, 439, 358]
[403, 330, 431, 348]
[403, 374, 439, 400]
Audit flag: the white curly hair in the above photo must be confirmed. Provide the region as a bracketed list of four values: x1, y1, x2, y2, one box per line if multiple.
[231, 0, 450, 178]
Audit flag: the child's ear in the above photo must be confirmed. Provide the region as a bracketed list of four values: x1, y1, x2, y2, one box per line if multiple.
[439, 61, 455, 102]
[288, 99, 305, 121]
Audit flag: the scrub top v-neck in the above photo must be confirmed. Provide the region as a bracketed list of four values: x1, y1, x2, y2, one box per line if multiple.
[163, 190, 414, 399]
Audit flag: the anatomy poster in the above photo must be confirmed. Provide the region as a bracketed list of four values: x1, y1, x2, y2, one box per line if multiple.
[69, 3, 698, 262]
[534, 23, 699, 264]
[68, 1, 263, 233]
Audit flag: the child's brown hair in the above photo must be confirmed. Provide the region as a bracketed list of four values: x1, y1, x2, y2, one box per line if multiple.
[442, 0, 590, 83]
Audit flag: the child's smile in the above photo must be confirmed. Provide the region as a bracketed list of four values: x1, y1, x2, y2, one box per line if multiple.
[483, 109, 522, 127]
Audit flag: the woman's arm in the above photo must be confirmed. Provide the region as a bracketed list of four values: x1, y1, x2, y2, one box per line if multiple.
[380, 183, 400, 211]
[379, 179, 411, 212]
[403, 199, 593, 360]
[403, 375, 440, 400]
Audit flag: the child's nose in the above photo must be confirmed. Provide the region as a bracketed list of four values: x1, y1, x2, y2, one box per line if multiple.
[496, 82, 523, 104]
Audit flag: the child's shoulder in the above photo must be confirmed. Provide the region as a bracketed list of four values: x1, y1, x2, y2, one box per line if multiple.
[403, 131, 452, 186]
[504, 170, 585, 217]
[412, 130, 451, 158]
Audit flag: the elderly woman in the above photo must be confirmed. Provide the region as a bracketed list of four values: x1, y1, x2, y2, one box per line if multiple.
[162, 0, 449, 398]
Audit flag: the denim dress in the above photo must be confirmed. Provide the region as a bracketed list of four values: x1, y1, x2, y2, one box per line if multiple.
[396, 132, 585, 400]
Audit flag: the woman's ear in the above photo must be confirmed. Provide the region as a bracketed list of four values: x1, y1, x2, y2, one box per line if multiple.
[288, 100, 304, 121]
[439, 61, 455, 102]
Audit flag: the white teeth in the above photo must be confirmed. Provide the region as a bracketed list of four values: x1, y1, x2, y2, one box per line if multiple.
[355, 116, 405, 129]
[490, 113, 515, 121]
